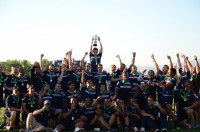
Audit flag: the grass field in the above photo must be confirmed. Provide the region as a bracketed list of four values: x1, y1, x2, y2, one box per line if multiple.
[0, 107, 200, 132]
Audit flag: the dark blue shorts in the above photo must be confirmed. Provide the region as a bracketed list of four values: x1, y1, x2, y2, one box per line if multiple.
[161, 95, 173, 104]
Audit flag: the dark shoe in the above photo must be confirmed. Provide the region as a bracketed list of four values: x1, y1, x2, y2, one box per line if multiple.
[0, 122, 6, 129]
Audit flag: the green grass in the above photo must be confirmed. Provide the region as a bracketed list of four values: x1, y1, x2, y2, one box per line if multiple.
[0, 107, 200, 132]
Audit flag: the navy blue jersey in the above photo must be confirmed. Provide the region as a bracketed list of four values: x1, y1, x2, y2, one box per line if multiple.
[191, 73, 200, 95]
[157, 72, 167, 95]
[0, 72, 7, 106]
[93, 72, 108, 92]
[35, 108, 54, 127]
[157, 71, 167, 82]
[108, 71, 120, 94]
[17, 75, 31, 94]
[142, 105, 159, 119]
[43, 70, 59, 90]
[58, 70, 71, 92]
[128, 71, 141, 85]
[127, 105, 139, 114]
[177, 69, 191, 90]
[70, 72, 81, 91]
[89, 52, 102, 73]
[81, 87, 97, 101]
[63, 90, 79, 104]
[98, 91, 112, 106]
[4, 74, 19, 94]
[162, 76, 176, 96]
[115, 81, 133, 102]
[62, 105, 83, 121]
[51, 90, 64, 109]
[82, 106, 96, 120]
[178, 90, 199, 108]
[0, 72, 7, 87]
[31, 73, 45, 92]
[22, 93, 39, 113]
[143, 76, 158, 101]
[83, 71, 94, 83]
[6, 94, 22, 109]
[99, 105, 116, 120]
[41, 90, 53, 104]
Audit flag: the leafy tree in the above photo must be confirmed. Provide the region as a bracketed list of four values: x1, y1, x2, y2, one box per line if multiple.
[43, 59, 53, 70]
[0, 59, 52, 76]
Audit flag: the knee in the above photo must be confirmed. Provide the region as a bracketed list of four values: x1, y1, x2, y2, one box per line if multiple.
[10, 111, 17, 117]
[111, 114, 116, 119]
[186, 109, 193, 115]
[28, 113, 33, 117]
[27, 113, 34, 119]
[98, 116, 104, 122]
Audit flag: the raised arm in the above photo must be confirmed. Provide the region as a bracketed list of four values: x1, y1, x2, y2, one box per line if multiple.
[57, 67, 65, 83]
[80, 52, 88, 70]
[63, 58, 68, 68]
[81, 70, 85, 86]
[40, 54, 45, 72]
[113, 87, 119, 101]
[194, 55, 200, 74]
[151, 54, 160, 76]
[68, 50, 73, 70]
[167, 55, 173, 69]
[62, 104, 76, 119]
[176, 53, 182, 69]
[92, 96, 102, 116]
[116, 55, 122, 70]
[98, 37, 103, 53]
[181, 54, 189, 72]
[129, 52, 136, 69]
[186, 57, 193, 73]
[33, 106, 46, 116]
[90, 37, 94, 53]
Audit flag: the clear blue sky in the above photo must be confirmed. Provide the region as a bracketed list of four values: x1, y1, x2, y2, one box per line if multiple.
[0, 0, 200, 69]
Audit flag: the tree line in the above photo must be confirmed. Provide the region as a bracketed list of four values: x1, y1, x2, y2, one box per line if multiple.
[0, 59, 52, 75]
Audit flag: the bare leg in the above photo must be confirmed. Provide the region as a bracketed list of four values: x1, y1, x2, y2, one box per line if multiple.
[54, 109, 62, 125]
[186, 109, 193, 124]
[98, 116, 110, 129]
[89, 115, 98, 126]
[166, 104, 177, 121]
[10, 111, 16, 128]
[26, 113, 34, 129]
[108, 114, 116, 128]
[125, 116, 129, 126]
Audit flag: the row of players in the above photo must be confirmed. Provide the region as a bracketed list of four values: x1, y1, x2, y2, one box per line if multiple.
[1, 49, 200, 131]
[3, 75, 200, 132]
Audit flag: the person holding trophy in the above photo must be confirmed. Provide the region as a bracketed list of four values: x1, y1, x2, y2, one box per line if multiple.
[89, 35, 103, 73]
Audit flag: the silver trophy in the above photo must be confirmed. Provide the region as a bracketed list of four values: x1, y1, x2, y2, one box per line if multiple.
[93, 34, 98, 46]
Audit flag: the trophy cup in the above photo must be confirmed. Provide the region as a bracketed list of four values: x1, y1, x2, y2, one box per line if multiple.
[93, 34, 98, 47]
